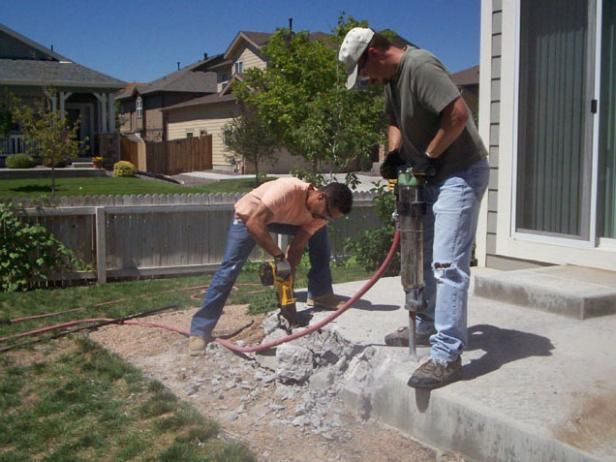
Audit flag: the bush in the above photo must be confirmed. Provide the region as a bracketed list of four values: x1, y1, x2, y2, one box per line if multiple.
[345, 184, 400, 276]
[6, 153, 36, 169]
[0, 203, 83, 292]
[113, 160, 136, 177]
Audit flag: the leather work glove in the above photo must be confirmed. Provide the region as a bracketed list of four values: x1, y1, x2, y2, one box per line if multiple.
[380, 149, 406, 180]
[411, 155, 437, 178]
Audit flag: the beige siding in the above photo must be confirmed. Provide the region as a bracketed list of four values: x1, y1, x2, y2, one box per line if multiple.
[166, 102, 238, 170]
[234, 47, 266, 75]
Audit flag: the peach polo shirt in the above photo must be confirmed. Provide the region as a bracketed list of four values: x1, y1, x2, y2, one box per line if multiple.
[234, 177, 327, 236]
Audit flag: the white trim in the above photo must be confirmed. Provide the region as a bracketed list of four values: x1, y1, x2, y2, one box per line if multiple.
[483, 0, 616, 271]
[590, 0, 603, 245]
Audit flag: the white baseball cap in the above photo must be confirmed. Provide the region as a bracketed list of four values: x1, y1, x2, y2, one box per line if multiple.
[338, 27, 375, 89]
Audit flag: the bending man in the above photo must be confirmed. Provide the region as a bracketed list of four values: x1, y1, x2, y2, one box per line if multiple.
[189, 177, 353, 355]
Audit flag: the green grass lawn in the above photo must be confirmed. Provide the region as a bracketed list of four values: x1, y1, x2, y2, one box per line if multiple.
[0, 259, 372, 461]
[0, 176, 274, 200]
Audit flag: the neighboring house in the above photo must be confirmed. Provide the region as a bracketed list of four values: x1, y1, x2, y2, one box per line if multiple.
[451, 64, 479, 122]
[477, 0, 616, 272]
[116, 54, 222, 141]
[163, 30, 324, 173]
[0, 23, 125, 156]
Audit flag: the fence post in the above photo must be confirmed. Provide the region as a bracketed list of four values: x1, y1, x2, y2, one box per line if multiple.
[95, 207, 107, 283]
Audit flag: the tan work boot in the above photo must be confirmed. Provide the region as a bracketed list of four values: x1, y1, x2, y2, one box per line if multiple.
[188, 336, 209, 356]
[305, 293, 344, 311]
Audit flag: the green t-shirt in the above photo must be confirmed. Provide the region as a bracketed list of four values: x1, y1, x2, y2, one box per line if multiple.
[385, 47, 487, 181]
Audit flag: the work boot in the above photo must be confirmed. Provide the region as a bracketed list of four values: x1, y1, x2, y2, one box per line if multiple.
[188, 335, 210, 356]
[384, 326, 434, 347]
[407, 357, 462, 389]
[305, 293, 344, 311]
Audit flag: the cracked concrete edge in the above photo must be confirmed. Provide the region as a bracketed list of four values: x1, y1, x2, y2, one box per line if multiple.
[340, 363, 603, 462]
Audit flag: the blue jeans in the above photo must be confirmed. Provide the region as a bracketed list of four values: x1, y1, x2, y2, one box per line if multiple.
[190, 216, 333, 338]
[416, 158, 489, 363]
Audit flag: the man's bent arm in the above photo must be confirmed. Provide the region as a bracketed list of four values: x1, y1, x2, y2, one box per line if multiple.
[243, 203, 283, 258]
[286, 228, 312, 273]
[387, 124, 402, 151]
[425, 96, 468, 158]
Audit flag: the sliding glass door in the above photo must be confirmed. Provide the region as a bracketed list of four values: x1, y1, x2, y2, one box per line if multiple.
[599, 0, 616, 238]
[516, 0, 593, 239]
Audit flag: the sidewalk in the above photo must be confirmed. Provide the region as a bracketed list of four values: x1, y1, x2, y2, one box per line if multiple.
[176, 171, 386, 192]
[299, 267, 616, 462]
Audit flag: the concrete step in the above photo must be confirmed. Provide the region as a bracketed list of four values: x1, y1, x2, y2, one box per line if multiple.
[316, 273, 616, 462]
[71, 161, 95, 168]
[474, 265, 616, 319]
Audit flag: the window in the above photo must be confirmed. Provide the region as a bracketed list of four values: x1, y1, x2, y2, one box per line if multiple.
[234, 61, 244, 75]
[516, 0, 591, 238]
[598, 0, 616, 238]
[136, 96, 143, 120]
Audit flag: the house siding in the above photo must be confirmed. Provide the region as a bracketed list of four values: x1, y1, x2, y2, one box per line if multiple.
[235, 47, 266, 73]
[166, 101, 238, 170]
[486, 0, 503, 266]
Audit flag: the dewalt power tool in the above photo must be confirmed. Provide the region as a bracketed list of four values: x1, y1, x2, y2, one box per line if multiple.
[259, 259, 310, 329]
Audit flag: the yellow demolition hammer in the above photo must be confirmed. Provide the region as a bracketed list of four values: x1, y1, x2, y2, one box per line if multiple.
[259, 259, 309, 328]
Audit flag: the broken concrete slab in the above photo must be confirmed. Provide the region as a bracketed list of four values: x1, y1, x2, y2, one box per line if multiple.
[474, 265, 616, 319]
[306, 270, 616, 462]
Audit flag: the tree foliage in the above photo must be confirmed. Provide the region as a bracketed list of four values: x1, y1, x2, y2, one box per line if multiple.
[234, 15, 386, 179]
[222, 108, 279, 184]
[12, 93, 81, 194]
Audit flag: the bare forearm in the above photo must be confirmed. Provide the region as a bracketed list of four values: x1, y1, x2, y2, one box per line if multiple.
[426, 97, 468, 158]
[387, 125, 402, 151]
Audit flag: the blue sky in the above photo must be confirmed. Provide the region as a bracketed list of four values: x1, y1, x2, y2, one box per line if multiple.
[2, 0, 481, 84]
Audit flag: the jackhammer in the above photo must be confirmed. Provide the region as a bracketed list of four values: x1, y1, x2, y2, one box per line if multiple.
[395, 167, 429, 359]
[259, 259, 310, 330]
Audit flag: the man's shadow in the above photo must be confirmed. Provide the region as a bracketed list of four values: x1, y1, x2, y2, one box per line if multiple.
[294, 290, 399, 312]
[462, 324, 554, 381]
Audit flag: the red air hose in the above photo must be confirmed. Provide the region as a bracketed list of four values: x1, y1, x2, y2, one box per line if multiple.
[1, 231, 400, 355]
[215, 229, 400, 353]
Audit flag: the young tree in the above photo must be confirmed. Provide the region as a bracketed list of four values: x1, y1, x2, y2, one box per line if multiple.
[222, 109, 279, 184]
[234, 15, 386, 181]
[12, 97, 81, 195]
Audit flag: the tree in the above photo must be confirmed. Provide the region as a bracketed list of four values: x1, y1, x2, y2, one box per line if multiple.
[222, 108, 279, 184]
[12, 95, 81, 195]
[234, 15, 386, 183]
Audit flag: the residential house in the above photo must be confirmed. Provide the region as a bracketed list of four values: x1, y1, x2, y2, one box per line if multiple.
[162, 30, 331, 173]
[0, 23, 125, 157]
[116, 54, 223, 141]
[451, 64, 480, 122]
[477, 0, 616, 272]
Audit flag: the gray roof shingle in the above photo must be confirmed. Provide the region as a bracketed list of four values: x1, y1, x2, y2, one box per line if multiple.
[0, 58, 125, 88]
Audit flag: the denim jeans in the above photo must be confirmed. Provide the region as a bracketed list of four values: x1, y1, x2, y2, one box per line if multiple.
[416, 158, 489, 363]
[190, 216, 333, 338]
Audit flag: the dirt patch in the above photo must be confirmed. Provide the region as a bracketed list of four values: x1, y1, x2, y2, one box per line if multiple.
[89, 306, 463, 462]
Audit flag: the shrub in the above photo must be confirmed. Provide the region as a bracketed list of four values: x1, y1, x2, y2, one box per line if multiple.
[0, 203, 83, 292]
[113, 160, 136, 177]
[345, 184, 400, 276]
[6, 153, 36, 169]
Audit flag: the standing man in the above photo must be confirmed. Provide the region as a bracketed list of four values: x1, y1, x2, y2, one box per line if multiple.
[189, 177, 353, 355]
[339, 28, 489, 389]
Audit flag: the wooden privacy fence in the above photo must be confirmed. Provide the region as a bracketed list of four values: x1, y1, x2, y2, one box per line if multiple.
[120, 135, 212, 175]
[23, 192, 381, 283]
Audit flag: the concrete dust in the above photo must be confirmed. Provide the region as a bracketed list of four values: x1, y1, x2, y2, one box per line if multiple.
[90, 306, 463, 462]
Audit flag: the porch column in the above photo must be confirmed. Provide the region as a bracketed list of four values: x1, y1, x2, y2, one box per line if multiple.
[94, 93, 108, 133]
[45, 91, 57, 112]
[107, 94, 116, 133]
[59, 91, 73, 120]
